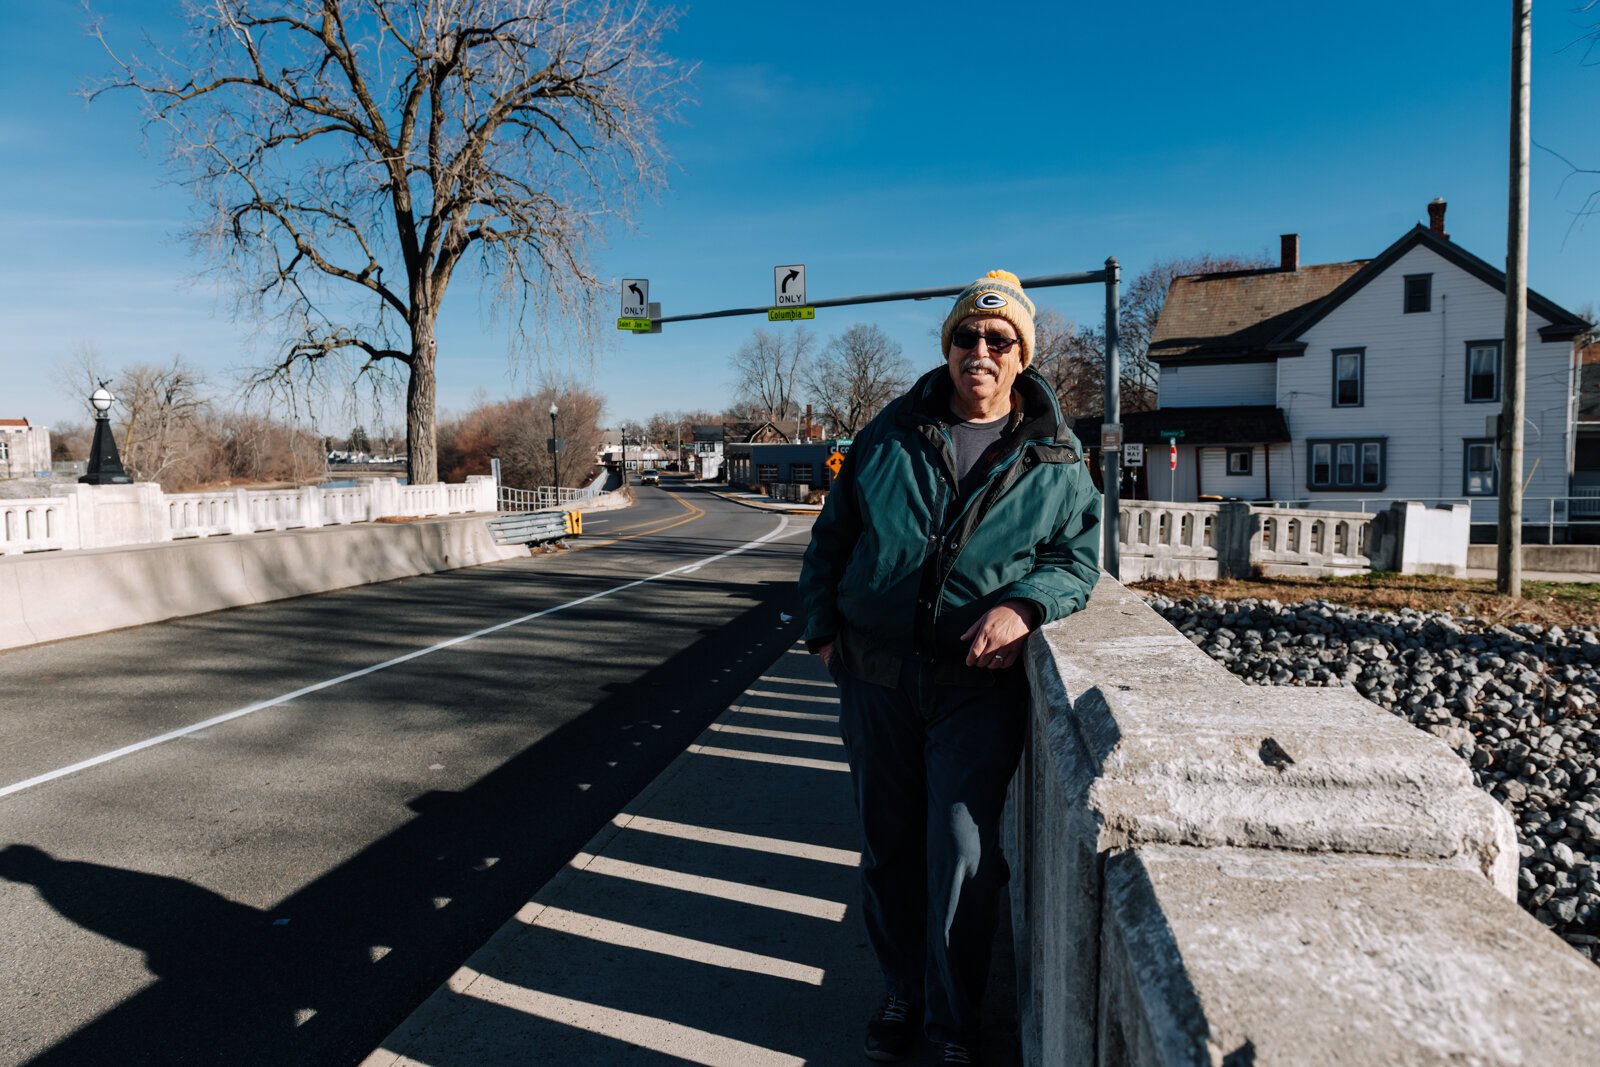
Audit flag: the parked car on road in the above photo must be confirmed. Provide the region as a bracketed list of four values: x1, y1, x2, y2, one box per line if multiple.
[640, 468, 660, 485]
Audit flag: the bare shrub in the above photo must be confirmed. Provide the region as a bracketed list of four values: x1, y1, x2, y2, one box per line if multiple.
[439, 385, 605, 489]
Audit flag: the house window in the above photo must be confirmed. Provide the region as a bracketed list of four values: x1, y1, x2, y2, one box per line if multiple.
[1361, 442, 1381, 486]
[757, 464, 778, 481]
[1311, 443, 1331, 485]
[1226, 448, 1252, 475]
[1464, 439, 1497, 496]
[1332, 348, 1364, 407]
[1404, 274, 1432, 314]
[0, 440, 9, 462]
[789, 463, 814, 484]
[1465, 341, 1502, 403]
[1336, 443, 1355, 484]
[1307, 438, 1386, 491]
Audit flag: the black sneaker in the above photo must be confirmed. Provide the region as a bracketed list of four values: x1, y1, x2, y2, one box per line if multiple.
[939, 1041, 982, 1066]
[863, 992, 917, 1061]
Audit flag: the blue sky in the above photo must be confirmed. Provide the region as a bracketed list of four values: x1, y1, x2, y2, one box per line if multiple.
[2, 0, 1598, 435]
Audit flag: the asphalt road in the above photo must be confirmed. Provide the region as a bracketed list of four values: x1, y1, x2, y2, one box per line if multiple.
[0, 483, 815, 1066]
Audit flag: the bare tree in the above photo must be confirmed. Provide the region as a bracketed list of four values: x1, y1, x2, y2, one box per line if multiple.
[93, 0, 691, 483]
[803, 324, 911, 437]
[440, 384, 605, 488]
[115, 359, 213, 486]
[731, 328, 812, 421]
[1030, 310, 1103, 419]
[1068, 252, 1274, 412]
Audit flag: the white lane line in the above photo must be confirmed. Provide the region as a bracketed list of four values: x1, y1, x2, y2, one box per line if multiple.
[0, 516, 792, 802]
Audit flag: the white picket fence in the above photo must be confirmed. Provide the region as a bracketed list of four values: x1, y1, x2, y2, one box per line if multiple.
[1, 476, 498, 556]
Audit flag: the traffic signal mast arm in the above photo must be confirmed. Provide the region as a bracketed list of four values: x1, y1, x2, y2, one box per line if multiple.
[636, 270, 1112, 327]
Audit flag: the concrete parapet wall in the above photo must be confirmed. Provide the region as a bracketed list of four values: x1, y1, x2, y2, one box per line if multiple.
[1467, 542, 1600, 573]
[1007, 574, 1600, 1065]
[0, 515, 527, 651]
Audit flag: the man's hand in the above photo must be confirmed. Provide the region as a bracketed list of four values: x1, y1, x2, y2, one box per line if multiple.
[817, 641, 835, 668]
[961, 600, 1039, 669]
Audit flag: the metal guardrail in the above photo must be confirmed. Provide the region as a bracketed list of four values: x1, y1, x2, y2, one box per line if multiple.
[497, 484, 602, 512]
[486, 510, 582, 546]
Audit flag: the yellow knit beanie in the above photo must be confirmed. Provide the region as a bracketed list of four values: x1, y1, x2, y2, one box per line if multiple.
[940, 270, 1038, 367]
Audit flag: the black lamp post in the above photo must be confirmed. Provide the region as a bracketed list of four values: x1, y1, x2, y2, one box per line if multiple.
[548, 401, 561, 493]
[80, 382, 132, 485]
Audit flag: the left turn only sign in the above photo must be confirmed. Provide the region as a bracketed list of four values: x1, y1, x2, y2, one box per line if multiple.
[620, 278, 649, 318]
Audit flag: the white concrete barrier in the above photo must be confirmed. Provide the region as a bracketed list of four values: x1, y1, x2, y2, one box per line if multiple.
[0, 476, 499, 556]
[1007, 574, 1600, 1065]
[0, 515, 527, 651]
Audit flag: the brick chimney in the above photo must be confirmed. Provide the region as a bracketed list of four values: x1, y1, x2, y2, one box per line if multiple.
[1280, 233, 1299, 271]
[1427, 198, 1448, 240]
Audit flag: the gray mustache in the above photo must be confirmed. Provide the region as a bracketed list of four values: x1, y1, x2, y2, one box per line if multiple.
[961, 356, 1000, 375]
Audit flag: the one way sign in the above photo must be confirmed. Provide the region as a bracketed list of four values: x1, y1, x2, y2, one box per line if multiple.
[620, 278, 649, 318]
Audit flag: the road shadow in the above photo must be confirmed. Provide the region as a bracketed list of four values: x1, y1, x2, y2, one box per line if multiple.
[13, 578, 811, 1065]
[367, 649, 1021, 1067]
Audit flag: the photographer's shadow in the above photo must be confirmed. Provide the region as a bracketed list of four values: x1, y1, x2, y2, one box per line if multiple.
[0, 843, 313, 1057]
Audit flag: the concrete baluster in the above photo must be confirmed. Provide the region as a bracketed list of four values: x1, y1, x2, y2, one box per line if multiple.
[58, 488, 84, 551]
[301, 485, 324, 529]
[369, 478, 400, 520]
[141, 483, 173, 543]
[228, 488, 253, 536]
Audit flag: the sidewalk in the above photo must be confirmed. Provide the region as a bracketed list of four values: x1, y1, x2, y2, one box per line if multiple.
[704, 486, 823, 516]
[360, 644, 1018, 1066]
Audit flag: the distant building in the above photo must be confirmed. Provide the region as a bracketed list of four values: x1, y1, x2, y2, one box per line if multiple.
[0, 419, 52, 480]
[1077, 200, 1590, 532]
[692, 424, 725, 479]
[725, 439, 852, 492]
[598, 429, 665, 471]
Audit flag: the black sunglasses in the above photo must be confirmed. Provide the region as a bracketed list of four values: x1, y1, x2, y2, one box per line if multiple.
[951, 328, 1019, 355]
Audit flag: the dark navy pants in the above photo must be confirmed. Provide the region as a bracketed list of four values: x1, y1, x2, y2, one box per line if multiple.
[830, 654, 1029, 1046]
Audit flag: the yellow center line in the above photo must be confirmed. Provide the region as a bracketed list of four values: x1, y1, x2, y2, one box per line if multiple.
[570, 490, 706, 550]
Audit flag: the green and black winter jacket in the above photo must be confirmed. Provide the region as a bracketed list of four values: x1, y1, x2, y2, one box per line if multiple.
[797, 365, 1101, 687]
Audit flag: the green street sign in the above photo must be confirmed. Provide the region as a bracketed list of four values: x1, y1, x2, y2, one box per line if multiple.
[1159, 429, 1186, 439]
[617, 317, 653, 332]
[767, 306, 815, 322]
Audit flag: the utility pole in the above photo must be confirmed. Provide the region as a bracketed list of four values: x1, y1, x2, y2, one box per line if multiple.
[1103, 257, 1122, 579]
[1498, 0, 1531, 598]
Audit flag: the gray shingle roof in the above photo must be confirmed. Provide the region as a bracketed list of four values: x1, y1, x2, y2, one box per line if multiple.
[1149, 263, 1365, 364]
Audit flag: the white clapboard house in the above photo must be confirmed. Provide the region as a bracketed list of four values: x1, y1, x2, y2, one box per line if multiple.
[1118, 200, 1590, 530]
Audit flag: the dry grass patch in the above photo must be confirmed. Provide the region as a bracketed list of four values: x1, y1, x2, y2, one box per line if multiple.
[1130, 572, 1600, 629]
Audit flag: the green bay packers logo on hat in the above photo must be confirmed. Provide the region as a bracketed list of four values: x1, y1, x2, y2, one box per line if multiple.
[974, 292, 1008, 310]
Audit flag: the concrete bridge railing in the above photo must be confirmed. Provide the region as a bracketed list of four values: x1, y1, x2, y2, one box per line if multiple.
[1007, 574, 1600, 1065]
[0, 476, 498, 556]
[1118, 500, 1470, 580]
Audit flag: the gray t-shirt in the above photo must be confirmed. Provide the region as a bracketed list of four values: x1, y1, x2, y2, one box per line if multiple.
[947, 412, 1011, 500]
